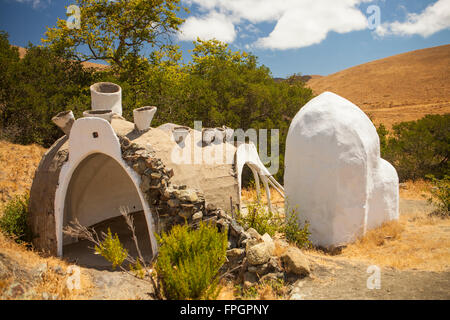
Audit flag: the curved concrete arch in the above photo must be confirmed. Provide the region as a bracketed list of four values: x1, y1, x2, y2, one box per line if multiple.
[236, 143, 285, 213]
[54, 117, 158, 257]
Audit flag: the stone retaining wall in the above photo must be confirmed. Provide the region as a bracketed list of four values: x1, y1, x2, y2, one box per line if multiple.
[118, 135, 249, 249]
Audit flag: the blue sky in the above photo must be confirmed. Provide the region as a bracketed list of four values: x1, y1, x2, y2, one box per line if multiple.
[1, 0, 449, 78]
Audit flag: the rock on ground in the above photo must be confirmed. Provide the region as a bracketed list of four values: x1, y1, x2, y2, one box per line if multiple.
[281, 247, 310, 276]
[246, 242, 271, 266]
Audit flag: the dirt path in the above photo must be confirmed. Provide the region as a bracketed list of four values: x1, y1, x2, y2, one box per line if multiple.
[290, 255, 450, 300]
[85, 268, 155, 300]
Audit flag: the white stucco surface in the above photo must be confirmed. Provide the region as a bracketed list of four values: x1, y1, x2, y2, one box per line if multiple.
[52, 110, 74, 136]
[90, 82, 122, 116]
[133, 106, 157, 131]
[367, 159, 399, 230]
[284, 92, 399, 248]
[54, 117, 158, 256]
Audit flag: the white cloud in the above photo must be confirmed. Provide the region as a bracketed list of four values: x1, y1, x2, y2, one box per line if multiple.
[375, 0, 450, 37]
[256, 1, 369, 50]
[182, 0, 371, 49]
[178, 11, 236, 42]
[14, 0, 48, 9]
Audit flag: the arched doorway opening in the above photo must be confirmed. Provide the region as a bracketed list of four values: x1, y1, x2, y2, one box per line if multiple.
[62, 153, 154, 269]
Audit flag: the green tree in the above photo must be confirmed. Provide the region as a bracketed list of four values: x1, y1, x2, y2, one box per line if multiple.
[43, 0, 185, 109]
[382, 114, 449, 181]
[0, 33, 94, 146]
[0, 31, 20, 127]
[43, 0, 184, 70]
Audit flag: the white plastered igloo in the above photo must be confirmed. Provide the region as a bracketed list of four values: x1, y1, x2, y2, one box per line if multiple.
[284, 92, 399, 248]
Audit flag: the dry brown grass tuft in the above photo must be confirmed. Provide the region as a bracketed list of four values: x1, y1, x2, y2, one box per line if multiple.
[345, 220, 404, 250]
[217, 281, 237, 300]
[399, 179, 432, 200]
[257, 284, 277, 300]
[32, 266, 92, 300]
[241, 186, 284, 207]
[0, 140, 46, 204]
[273, 239, 289, 257]
[339, 213, 450, 272]
[0, 232, 93, 300]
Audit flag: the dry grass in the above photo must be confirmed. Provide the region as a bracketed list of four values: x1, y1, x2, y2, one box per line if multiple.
[273, 240, 289, 258]
[241, 186, 284, 207]
[257, 280, 288, 300]
[338, 212, 450, 272]
[343, 220, 404, 252]
[217, 279, 288, 300]
[399, 179, 432, 200]
[0, 141, 91, 300]
[306, 44, 450, 128]
[0, 140, 46, 204]
[217, 281, 237, 300]
[0, 232, 93, 300]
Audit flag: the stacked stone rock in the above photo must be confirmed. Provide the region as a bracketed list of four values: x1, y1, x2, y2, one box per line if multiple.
[118, 135, 250, 248]
[222, 227, 311, 289]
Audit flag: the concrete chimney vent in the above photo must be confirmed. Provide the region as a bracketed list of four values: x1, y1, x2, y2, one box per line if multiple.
[172, 126, 190, 144]
[214, 127, 226, 143]
[202, 128, 216, 145]
[83, 109, 113, 123]
[52, 110, 75, 136]
[90, 82, 122, 116]
[133, 106, 157, 132]
[223, 126, 234, 142]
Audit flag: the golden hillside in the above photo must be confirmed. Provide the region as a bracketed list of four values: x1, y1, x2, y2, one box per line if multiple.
[0, 141, 45, 203]
[14, 46, 109, 70]
[306, 44, 450, 127]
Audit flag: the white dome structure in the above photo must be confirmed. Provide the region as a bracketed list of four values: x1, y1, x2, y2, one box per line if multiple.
[29, 82, 283, 265]
[284, 92, 399, 248]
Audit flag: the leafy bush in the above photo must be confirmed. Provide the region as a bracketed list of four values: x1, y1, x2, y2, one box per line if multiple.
[236, 201, 281, 237]
[155, 222, 227, 300]
[380, 114, 449, 181]
[0, 32, 93, 146]
[426, 175, 450, 217]
[281, 208, 312, 249]
[0, 193, 32, 243]
[94, 228, 129, 270]
[237, 200, 311, 248]
[129, 259, 146, 279]
[376, 123, 389, 155]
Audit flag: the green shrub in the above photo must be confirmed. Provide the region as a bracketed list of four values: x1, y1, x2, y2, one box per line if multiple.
[426, 175, 450, 217]
[129, 259, 146, 279]
[376, 123, 389, 155]
[0, 32, 93, 147]
[235, 201, 281, 237]
[94, 228, 129, 270]
[380, 114, 449, 181]
[0, 193, 32, 243]
[282, 207, 312, 249]
[237, 200, 311, 248]
[155, 222, 228, 300]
